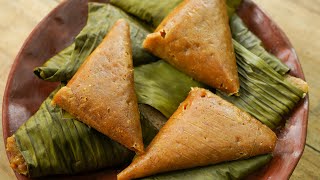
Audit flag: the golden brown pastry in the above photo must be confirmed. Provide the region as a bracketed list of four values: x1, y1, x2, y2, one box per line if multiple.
[52, 19, 144, 154]
[118, 88, 276, 180]
[143, 0, 239, 95]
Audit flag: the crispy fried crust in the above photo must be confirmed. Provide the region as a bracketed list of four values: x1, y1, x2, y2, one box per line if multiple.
[143, 0, 239, 94]
[53, 19, 144, 154]
[118, 88, 276, 180]
[6, 136, 28, 175]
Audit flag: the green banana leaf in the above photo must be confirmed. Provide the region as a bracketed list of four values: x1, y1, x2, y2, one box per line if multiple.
[217, 40, 304, 129]
[13, 86, 168, 177]
[230, 14, 289, 74]
[110, 0, 242, 28]
[141, 154, 272, 180]
[110, 0, 182, 28]
[134, 60, 205, 118]
[14, 86, 133, 177]
[34, 3, 156, 82]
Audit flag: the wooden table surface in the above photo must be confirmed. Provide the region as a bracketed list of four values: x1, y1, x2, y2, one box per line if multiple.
[0, 0, 319, 179]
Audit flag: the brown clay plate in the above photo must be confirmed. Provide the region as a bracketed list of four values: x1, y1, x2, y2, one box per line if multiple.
[2, 0, 309, 179]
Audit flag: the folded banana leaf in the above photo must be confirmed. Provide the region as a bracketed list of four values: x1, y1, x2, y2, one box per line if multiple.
[34, 3, 156, 82]
[218, 40, 305, 129]
[230, 14, 289, 74]
[141, 154, 272, 180]
[11, 86, 133, 177]
[9, 86, 168, 177]
[134, 60, 205, 118]
[110, 0, 182, 28]
[110, 0, 242, 28]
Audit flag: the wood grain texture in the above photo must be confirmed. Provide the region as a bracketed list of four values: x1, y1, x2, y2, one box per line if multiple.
[0, 0, 319, 179]
[0, 1, 58, 179]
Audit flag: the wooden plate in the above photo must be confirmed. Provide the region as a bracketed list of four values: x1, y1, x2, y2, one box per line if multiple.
[2, 0, 309, 179]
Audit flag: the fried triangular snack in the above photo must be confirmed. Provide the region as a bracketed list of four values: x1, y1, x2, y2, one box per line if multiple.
[118, 88, 276, 180]
[143, 0, 239, 94]
[52, 19, 144, 154]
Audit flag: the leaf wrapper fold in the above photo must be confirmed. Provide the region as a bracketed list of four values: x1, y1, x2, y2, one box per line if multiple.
[230, 14, 289, 74]
[34, 3, 156, 82]
[110, 0, 183, 28]
[218, 40, 304, 129]
[13, 86, 133, 177]
[141, 154, 272, 180]
[134, 60, 205, 118]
